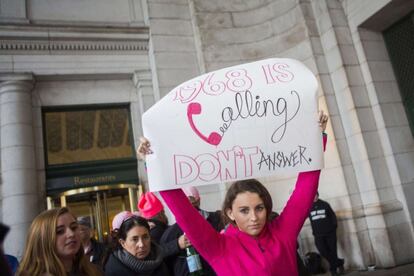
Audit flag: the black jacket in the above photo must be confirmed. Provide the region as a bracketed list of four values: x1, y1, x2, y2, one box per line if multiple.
[149, 219, 168, 244]
[309, 199, 337, 236]
[86, 238, 106, 267]
[160, 210, 222, 276]
[104, 243, 171, 276]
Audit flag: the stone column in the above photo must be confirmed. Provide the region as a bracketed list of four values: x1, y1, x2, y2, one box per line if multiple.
[0, 74, 38, 258]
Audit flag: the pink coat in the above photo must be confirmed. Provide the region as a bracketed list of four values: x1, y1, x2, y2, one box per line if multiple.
[160, 135, 327, 276]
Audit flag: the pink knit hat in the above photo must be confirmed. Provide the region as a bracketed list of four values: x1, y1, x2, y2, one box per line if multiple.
[112, 211, 132, 230]
[137, 192, 164, 219]
[183, 186, 200, 200]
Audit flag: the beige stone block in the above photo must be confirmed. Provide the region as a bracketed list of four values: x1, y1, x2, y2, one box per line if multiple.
[350, 85, 370, 107]
[29, 0, 136, 23]
[330, 9, 348, 27]
[310, 37, 324, 54]
[347, 132, 369, 162]
[1, 146, 36, 171]
[368, 61, 396, 82]
[381, 102, 408, 127]
[270, 0, 298, 18]
[362, 40, 390, 61]
[0, 89, 31, 104]
[370, 158, 393, 189]
[320, 28, 338, 52]
[157, 68, 199, 87]
[270, 7, 302, 36]
[357, 107, 377, 131]
[387, 221, 414, 264]
[1, 169, 38, 197]
[150, 19, 193, 35]
[331, 67, 349, 92]
[396, 156, 414, 188]
[374, 81, 401, 104]
[196, 12, 232, 29]
[325, 47, 343, 72]
[339, 44, 359, 65]
[194, 0, 274, 13]
[363, 130, 383, 159]
[0, 102, 33, 126]
[203, 21, 273, 45]
[324, 92, 340, 116]
[2, 193, 38, 225]
[319, 74, 335, 95]
[315, 54, 329, 74]
[1, 124, 34, 147]
[359, 28, 383, 41]
[151, 35, 196, 52]
[148, 2, 190, 19]
[155, 52, 198, 69]
[317, 14, 333, 34]
[388, 126, 414, 153]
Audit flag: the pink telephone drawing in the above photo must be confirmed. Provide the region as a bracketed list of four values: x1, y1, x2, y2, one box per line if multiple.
[187, 102, 222, 146]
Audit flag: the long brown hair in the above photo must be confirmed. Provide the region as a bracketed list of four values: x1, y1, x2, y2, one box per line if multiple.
[17, 207, 99, 276]
[222, 179, 273, 226]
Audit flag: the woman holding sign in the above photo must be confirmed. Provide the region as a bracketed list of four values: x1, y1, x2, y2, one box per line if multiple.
[138, 111, 328, 276]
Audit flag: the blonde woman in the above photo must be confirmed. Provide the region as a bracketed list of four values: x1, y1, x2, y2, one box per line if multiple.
[17, 207, 101, 276]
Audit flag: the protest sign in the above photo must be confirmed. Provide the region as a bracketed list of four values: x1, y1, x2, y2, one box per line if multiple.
[142, 58, 323, 191]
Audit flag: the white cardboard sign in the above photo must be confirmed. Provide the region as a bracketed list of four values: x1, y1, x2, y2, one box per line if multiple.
[142, 58, 323, 191]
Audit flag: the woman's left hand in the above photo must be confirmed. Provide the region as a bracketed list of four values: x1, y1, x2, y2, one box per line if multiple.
[137, 137, 153, 160]
[319, 111, 329, 132]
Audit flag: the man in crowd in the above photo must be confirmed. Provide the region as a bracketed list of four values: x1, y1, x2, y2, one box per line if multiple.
[160, 186, 223, 276]
[77, 216, 106, 268]
[309, 192, 344, 276]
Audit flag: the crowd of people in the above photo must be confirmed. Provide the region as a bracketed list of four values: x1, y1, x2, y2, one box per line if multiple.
[0, 112, 346, 276]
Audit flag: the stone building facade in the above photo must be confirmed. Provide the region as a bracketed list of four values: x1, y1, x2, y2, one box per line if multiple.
[1, 0, 413, 270]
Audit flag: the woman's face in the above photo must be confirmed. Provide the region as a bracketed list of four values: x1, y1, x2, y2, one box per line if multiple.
[120, 225, 151, 259]
[226, 191, 267, 237]
[55, 212, 81, 260]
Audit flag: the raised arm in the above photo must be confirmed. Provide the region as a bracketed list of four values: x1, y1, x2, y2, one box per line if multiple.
[275, 112, 328, 239]
[276, 133, 327, 239]
[160, 189, 223, 262]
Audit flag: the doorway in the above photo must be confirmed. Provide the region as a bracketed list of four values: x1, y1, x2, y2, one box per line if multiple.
[47, 184, 142, 242]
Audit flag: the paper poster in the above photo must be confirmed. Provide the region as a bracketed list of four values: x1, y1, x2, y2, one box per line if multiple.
[142, 58, 323, 191]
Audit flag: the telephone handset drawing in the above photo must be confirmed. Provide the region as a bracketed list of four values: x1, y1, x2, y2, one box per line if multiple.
[187, 102, 222, 146]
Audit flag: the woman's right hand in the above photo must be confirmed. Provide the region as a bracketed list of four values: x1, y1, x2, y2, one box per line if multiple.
[137, 137, 153, 160]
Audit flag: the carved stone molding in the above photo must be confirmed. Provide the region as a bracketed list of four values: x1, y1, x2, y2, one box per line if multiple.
[0, 24, 149, 54]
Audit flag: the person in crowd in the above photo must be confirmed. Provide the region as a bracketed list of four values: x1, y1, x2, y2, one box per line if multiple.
[17, 207, 101, 276]
[309, 192, 344, 276]
[102, 210, 137, 270]
[5, 254, 19, 275]
[77, 216, 106, 267]
[138, 192, 169, 243]
[137, 111, 329, 276]
[0, 223, 12, 276]
[104, 215, 182, 276]
[160, 186, 223, 276]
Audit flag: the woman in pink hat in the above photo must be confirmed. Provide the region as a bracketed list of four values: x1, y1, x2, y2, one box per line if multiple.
[137, 112, 329, 276]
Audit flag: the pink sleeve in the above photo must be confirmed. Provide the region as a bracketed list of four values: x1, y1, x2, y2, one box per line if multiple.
[160, 189, 223, 261]
[275, 134, 327, 239]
